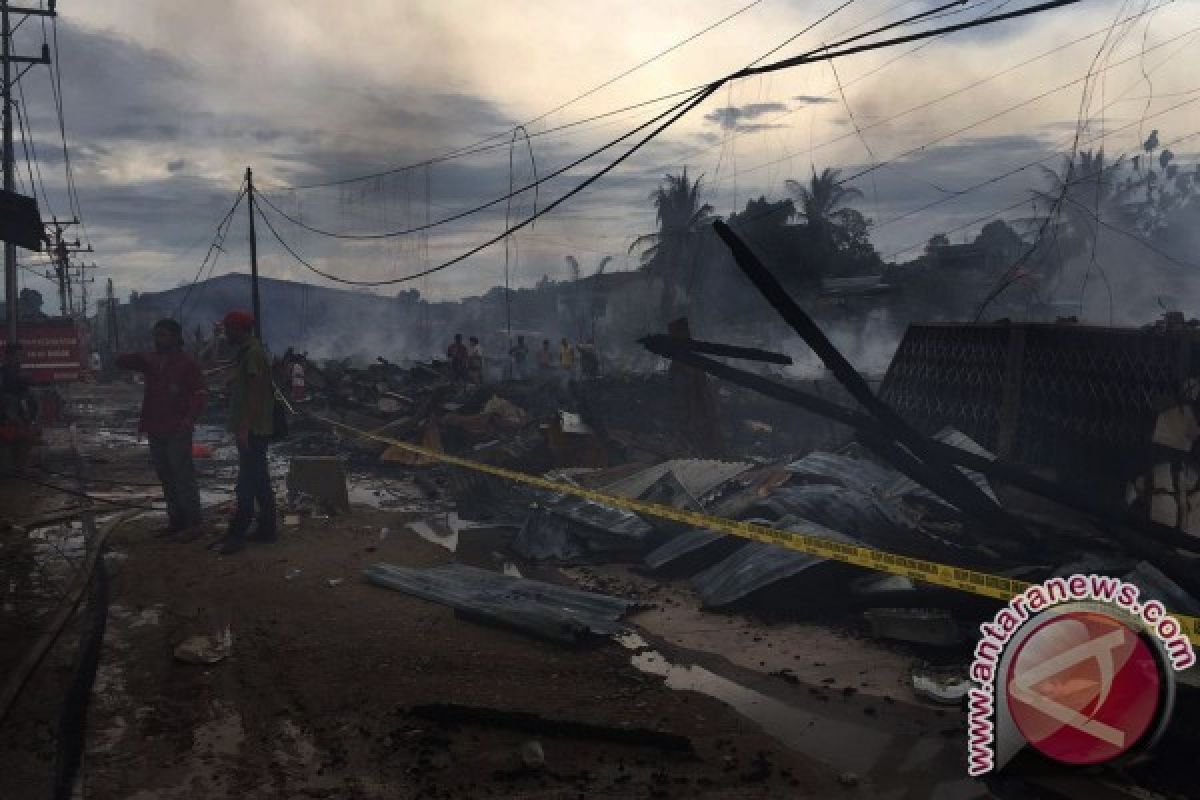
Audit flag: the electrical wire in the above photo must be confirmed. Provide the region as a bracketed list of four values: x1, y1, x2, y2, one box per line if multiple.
[253, 0, 1081, 288]
[45, 14, 90, 248]
[260, 0, 1049, 243]
[281, 0, 770, 191]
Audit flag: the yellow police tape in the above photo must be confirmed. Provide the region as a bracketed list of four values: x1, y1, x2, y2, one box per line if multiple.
[309, 411, 1200, 646]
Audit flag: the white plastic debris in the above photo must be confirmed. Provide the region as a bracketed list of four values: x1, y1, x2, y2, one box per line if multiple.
[285, 568, 302, 580]
[327, 578, 343, 588]
[911, 664, 970, 705]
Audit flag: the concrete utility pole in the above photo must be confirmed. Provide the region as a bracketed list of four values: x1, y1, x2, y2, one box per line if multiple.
[2, 1, 14, 342]
[43, 218, 91, 316]
[1, 0, 56, 341]
[245, 166, 262, 341]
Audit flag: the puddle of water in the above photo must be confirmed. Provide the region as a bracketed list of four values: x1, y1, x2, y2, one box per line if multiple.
[616, 632, 892, 776]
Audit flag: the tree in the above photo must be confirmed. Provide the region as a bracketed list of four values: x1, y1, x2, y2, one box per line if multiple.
[785, 167, 865, 271]
[925, 233, 950, 256]
[564, 255, 613, 340]
[629, 168, 714, 317]
[18, 288, 44, 318]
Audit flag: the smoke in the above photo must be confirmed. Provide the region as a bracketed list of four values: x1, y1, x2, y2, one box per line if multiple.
[779, 309, 902, 379]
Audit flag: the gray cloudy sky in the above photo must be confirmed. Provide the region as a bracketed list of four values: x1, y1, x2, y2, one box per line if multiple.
[11, 0, 1200, 303]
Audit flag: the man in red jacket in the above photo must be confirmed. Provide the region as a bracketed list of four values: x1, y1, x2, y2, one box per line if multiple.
[117, 318, 207, 540]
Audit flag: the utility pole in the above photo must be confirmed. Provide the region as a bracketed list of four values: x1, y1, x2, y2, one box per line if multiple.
[42, 218, 90, 316]
[245, 166, 262, 341]
[104, 277, 118, 351]
[2, 1, 14, 343]
[1, 0, 55, 343]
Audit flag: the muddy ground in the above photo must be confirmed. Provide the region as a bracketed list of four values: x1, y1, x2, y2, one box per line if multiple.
[1, 383, 1193, 800]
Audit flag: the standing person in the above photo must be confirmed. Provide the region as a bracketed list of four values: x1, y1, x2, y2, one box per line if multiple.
[0, 343, 39, 469]
[537, 339, 554, 376]
[215, 311, 277, 555]
[467, 336, 484, 385]
[559, 337, 575, 374]
[290, 357, 306, 402]
[447, 333, 468, 383]
[508, 336, 528, 380]
[115, 319, 206, 539]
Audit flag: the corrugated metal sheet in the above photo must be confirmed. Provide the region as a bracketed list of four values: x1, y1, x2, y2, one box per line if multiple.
[601, 459, 752, 502]
[643, 529, 725, 571]
[881, 427, 998, 506]
[747, 484, 917, 547]
[785, 451, 898, 494]
[513, 495, 656, 562]
[690, 517, 860, 607]
[364, 562, 633, 644]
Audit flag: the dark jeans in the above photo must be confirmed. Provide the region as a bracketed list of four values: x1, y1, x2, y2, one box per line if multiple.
[227, 433, 277, 540]
[148, 429, 202, 530]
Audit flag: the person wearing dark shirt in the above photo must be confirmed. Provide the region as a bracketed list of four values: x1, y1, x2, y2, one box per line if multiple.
[116, 319, 207, 539]
[447, 333, 468, 383]
[1, 343, 39, 468]
[509, 335, 529, 380]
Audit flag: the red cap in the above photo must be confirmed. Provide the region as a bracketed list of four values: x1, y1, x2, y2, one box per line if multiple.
[222, 310, 255, 332]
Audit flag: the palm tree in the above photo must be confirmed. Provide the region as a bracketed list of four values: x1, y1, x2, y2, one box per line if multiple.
[564, 255, 613, 340]
[1030, 149, 1123, 272]
[629, 169, 714, 317]
[785, 167, 864, 265]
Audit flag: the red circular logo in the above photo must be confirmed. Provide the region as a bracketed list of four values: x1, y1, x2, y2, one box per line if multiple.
[1005, 610, 1163, 765]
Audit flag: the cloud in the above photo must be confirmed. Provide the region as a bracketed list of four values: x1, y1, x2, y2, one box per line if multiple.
[17, 0, 1199, 309]
[704, 102, 790, 130]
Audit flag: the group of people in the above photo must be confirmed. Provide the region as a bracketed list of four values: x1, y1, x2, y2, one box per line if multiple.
[445, 334, 486, 384]
[115, 311, 278, 556]
[449, 334, 599, 384]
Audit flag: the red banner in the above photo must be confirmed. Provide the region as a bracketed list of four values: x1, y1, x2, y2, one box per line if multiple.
[0, 321, 85, 383]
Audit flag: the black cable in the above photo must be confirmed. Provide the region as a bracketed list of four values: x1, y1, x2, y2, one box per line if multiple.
[30, 463, 237, 494]
[256, 87, 707, 240]
[13, 97, 39, 206]
[260, 0, 967, 241]
[176, 182, 248, 317]
[721, 0, 1172, 189]
[2, 472, 161, 512]
[255, 0, 1082, 287]
[15, 74, 55, 220]
[52, 537, 106, 800]
[278, 0, 771, 191]
[47, 15, 90, 249]
[880, 108, 1200, 258]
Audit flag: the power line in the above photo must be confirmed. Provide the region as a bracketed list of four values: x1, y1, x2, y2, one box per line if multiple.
[881, 125, 1200, 260]
[280, 0, 771, 191]
[45, 14, 89, 249]
[260, 0, 1010, 242]
[711, 7, 1192, 238]
[877, 94, 1200, 254]
[255, 0, 1082, 288]
[705, 0, 1175, 186]
[14, 73, 53, 219]
[256, 88, 702, 240]
[274, 0, 965, 195]
[175, 182, 248, 317]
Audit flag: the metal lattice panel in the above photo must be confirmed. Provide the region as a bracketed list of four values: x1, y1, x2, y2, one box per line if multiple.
[880, 323, 1199, 488]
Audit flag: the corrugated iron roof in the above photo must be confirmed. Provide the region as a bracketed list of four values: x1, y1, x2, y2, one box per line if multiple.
[601, 459, 752, 502]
